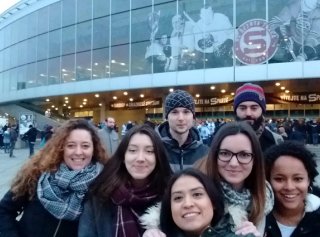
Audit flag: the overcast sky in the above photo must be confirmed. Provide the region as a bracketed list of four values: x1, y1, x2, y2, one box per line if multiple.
[0, 0, 20, 14]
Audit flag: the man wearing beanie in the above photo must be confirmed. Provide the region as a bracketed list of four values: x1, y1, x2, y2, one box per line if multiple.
[233, 83, 283, 152]
[156, 89, 209, 172]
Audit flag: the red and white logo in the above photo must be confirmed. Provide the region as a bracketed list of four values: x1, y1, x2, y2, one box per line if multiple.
[235, 19, 278, 65]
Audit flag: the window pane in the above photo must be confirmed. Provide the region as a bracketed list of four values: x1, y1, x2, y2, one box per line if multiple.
[62, 25, 76, 55]
[111, 12, 129, 46]
[37, 33, 49, 61]
[38, 7, 49, 34]
[77, 0, 92, 22]
[93, 0, 110, 18]
[62, 54, 76, 83]
[132, 0, 151, 9]
[76, 51, 92, 81]
[27, 38, 37, 63]
[111, 0, 129, 14]
[49, 2, 62, 31]
[26, 12, 37, 38]
[110, 45, 129, 77]
[92, 48, 110, 79]
[49, 29, 61, 58]
[132, 41, 151, 75]
[77, 21, 92, 52]
[62, 0, 76, 27]
[37, 60, 48, 86]
[93, 16, 109, 49]
[26, 63, 37, 88]
[48, 57, 61, 85]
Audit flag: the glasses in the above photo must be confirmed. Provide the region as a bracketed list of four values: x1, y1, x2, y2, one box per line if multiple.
[217, 149, 253, 164]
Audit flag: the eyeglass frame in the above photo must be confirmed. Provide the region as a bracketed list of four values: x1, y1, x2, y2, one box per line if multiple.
[217, 149, 254, 164]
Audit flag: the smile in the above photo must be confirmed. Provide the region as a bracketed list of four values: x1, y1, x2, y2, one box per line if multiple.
[182, 212, 199, 218]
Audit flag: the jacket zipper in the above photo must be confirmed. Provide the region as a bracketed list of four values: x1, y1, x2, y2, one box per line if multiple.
[53, 219, 62, 237]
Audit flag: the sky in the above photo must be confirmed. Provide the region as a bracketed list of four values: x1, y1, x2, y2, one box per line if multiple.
[0, 0, 20, 14]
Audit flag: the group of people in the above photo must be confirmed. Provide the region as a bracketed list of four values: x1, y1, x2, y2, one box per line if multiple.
[0, 83, 319, 237]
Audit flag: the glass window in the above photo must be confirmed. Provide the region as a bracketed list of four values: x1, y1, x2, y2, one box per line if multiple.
[62, 54, 76, 83]
[27, 38, 37, 63]
[18, 41, 28, 66]
[3, 48, 10, 71]
[62, 25, 76, 55]
[111, 12, 129, 46]
[111, 0, 129, 14]
[77, 21, 92, 52]
[38, 7, 49, 34]
[93, 16, 109, 49]
[76, 51, 92, 81]
[0, 29, 4, 50]
[92, 48, 110, 79]
[17, 17, 27, 42]
[77, 0, 92, 22]
[62, 0, 76, 27]
[10, 44, 18, 69]
[3, 71, 10, 92]
[37, 33, 49, 61]
[26, 12, 37, 38]
[16, 66, 26, 91]
[11, 21, 19, 45]
[236, 0, 265, 27]
[110, 44, 129, 77]
[49, 29, 61, 58]
[131, 6, 152, 75]
[49, 2, 62, 31]
[132, 0, 151, 10]
[36, 60, 48, 86]
[3, 27, 10, 49]
[93, 0, 110, 18]
[48, 57, 61, 85]
[26, 63, 37, 88]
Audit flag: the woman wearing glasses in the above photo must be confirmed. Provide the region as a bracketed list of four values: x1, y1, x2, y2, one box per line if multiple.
[202, 121, 274, 236]
[142, 121, 272, 237]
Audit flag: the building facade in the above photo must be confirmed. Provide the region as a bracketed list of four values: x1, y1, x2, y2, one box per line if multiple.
[0, 0, 320, 123]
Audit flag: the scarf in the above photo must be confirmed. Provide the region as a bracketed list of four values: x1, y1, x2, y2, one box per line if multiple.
[37, 162, 103, 220]
[111, 182, 159, 237]
[221, 181, 274, 227]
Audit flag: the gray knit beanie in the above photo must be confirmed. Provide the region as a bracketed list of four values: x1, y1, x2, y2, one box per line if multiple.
[164, 90, 195, 119]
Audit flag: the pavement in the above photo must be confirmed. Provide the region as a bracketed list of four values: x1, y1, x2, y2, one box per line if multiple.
[1, 145, 320, 200]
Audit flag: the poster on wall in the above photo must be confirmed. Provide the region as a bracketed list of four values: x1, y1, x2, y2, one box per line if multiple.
[19, 114, 34, 135]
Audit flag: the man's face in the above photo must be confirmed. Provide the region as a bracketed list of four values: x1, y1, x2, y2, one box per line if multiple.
[235, 101, 263, 130]
[106, 118, 115, 129]
[168, 107, 194, 137]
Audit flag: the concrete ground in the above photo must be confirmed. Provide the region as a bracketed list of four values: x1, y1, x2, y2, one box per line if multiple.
[1, 145, 320, 199]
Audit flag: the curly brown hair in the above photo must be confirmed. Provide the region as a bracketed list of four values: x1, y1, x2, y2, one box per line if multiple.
[11, 119, 109, 200]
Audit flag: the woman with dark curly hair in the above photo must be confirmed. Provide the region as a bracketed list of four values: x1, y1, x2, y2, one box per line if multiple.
[0, 119, 109, 237]
[264, 140, 320, 237]
[78, 124, 172, 237]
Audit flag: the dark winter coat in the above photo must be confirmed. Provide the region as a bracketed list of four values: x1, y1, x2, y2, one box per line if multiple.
[24, 127, 38, 142]
[156, 121, 209, 172]
[0, 191, 78, 237]
[259, 127, 283, 152]
[264, 194, 320, 237]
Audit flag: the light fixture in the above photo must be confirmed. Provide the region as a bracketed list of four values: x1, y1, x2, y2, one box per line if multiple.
[99, 103, 102, 106]
[123, 91, 128, 96]
[80, 105, 83, 108]
[83, 98, 87, 101]
[129, 98, 133, 101]
[55, 107, 58, 110]
[195, 94, 200, 98]
[63, 104, 66, 106]
[275, 82, 280, 86]
[231, 92, 235, 96]
[221, 89, 226, 93]
[169, 88, 174, 92]
[95, 94, 100, 98]
[51, 105, 55, 108]
[140, 94, 144, 98]
[280, 86, 285, 90]
[113, 96, 117, 100]
[65, 97, 68, 100]
[68, 106, 71, 109]
[45, 98, 50, 102]
[210, 86, 215, 90]
[285, 90, 290, 93]
[83, 102, 87, 105]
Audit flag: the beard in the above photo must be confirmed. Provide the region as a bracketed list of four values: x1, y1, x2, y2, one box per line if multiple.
[236, 115, 264, 131]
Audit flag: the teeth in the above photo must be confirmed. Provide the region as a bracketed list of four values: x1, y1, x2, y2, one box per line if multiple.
[183, 212, 198, 218]
[284, 194, 296, 199]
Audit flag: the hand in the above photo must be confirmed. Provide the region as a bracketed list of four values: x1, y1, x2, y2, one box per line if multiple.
[235, 221, 261, 237]
[142, 229, 166, 237]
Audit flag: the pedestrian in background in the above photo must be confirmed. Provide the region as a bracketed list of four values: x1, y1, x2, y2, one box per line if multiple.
[23, 124, 38, 157]
[3, 127, 10, 153]
[79, 125, 172, 237]
[98, 117, 119, 157]
[0, 119, 109, 237]
[9, 125, 18, 157]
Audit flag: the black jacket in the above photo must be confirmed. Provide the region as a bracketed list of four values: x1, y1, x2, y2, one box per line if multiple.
[156, 122, 209, 172]
[0, 191, 78, 237]
[264, 194, 320, 237]
[259, 127, 283, 152]
[24, 127, 38, 142]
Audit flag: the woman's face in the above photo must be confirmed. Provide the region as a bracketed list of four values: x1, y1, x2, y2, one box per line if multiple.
[63, 129, 94, 170]
[171, 175, 214, 236]
[270, 155, 310, 214]
[217, 133, 253, 191]
[124, 133, 156, 187]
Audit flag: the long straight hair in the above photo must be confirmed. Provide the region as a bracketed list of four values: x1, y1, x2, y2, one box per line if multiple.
[206, 121, 266, 225]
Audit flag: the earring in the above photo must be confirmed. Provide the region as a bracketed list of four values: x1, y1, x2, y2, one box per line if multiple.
[308, 185, 313, 193]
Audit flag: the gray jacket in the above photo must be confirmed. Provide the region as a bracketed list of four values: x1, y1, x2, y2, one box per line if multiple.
[98, 127, 119, 157]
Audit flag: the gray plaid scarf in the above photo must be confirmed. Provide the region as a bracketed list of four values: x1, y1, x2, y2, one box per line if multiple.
[37, 162, 103, 220]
